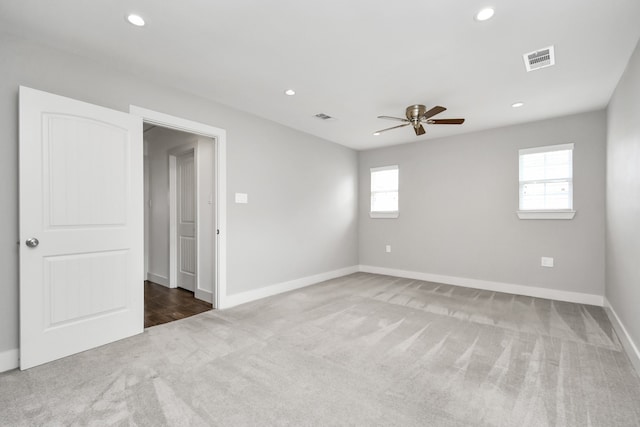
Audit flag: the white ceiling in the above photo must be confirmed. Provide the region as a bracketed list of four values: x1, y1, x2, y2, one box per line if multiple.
[2, 1, 640, 150]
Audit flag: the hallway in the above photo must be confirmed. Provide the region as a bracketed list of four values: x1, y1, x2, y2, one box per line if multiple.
[144, 281, 212, 328]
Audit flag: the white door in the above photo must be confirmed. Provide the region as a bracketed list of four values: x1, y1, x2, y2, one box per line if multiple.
[176, 150, 196, 292]
[19, 86, 143, 370]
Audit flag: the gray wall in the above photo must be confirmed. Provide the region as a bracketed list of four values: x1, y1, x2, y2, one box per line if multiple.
[606, 39, 640, 350]
[0, 32, 359, 353]
[359, 111, 606, 296]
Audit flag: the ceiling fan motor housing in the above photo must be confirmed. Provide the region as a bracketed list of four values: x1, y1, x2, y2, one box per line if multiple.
[406, 105, 427, 124]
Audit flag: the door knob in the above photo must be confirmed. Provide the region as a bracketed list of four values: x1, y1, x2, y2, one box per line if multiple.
[25, 238, 39, 248]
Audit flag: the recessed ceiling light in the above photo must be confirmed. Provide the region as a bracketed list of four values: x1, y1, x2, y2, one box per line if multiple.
[475, 8, 495, 21]
[512, 102, 525, 108]
[284, 89, 296, 96]
[126, 14, 145, 27]
[373, 132, 381, 136]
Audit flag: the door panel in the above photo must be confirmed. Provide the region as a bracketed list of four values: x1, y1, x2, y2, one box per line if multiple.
[177, 151, 196, 291]
[180, 236, 196, 274]
[19, 86, 143, 369]
[46, 115, 128, 226]
[46, 251, 128, 326]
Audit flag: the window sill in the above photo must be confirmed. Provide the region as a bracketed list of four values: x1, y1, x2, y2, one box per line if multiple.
[370, 212, 399, 219]
[517, 210, 576, 220]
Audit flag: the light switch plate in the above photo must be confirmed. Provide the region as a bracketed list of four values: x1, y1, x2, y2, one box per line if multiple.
[235, 193, 248, 204]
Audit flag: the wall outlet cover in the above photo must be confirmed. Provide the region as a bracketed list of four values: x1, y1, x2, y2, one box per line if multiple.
[541, 257, 554, 267]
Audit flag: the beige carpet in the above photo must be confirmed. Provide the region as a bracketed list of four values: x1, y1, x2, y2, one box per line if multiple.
[1, 272, 639, 426]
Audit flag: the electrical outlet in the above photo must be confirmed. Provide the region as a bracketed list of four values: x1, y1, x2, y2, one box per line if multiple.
[541, 257, 554, 267]
[385, 245, 391, 253]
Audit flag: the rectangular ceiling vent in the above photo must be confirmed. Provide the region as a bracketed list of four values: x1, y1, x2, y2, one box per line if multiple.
[523, 45, 555, 72]
[314, 113, 335, 121]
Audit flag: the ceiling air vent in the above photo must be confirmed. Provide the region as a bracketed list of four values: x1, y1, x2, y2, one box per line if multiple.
[314, 113, 335, 121]
[523, 46, 555, 72]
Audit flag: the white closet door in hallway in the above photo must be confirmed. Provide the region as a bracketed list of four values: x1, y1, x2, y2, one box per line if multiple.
[176, 149, 196, 292]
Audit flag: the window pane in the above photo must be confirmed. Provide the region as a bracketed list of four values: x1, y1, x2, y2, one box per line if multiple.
[520, 149, 572, 181]
[520, 182, 571, 210]
[371, 168, 398, 192]
[371, 191, 398, 212]
[520, 183, 544, 210]
[544, 150, 572, 180]
[519, 145, 573, 211]
[544, 181, 571, 209]
[520, 153, 545, 181]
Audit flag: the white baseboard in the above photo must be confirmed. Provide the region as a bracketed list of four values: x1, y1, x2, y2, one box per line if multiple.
[147, 273, 170, 288]
[358, 265, 604, 306]
[604, 298, 640, 375]
[221, 265, 359, 309]
[221, 265, 604, 309]
[195, 288, 213, 305]
[0, 348, 19, 373]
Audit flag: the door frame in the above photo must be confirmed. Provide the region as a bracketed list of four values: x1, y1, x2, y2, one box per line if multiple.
[130, 106, 227, 309]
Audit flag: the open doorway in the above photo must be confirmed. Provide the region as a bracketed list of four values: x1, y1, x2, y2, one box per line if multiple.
[143, 124, 216, 327]
[131, 105, 228, 316]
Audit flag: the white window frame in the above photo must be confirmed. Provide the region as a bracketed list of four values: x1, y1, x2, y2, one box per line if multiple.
[370, 165, 399, 219]
[517, 143, 576, 220]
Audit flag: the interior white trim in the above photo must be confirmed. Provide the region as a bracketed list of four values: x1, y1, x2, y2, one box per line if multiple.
[168, 152, 178, 289]
[519, 142, 574, 155]
[0, 348, 19, 373]
[517, 210, 576, 220]
[358, 265, 604, 306]
[604, 298, 640, 375]
[222, 264, 605, 310]
[370, 212, 399, 219]
[370, 164, 398, 173]
[222, 266, 359, 309]
[146, 273, 170, 288]
[195, 289, 214, 303]
[130, 105, 227, 309]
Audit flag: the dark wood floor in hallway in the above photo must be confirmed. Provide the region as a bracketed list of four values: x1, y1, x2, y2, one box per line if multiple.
[144, 281, 213, 328]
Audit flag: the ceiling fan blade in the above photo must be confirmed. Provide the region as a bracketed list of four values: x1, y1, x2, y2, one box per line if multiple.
[377, 115, 410, 123]
[427, 118, 465, 125]
[423, 106, 446, 120]
[374, 123, 411, 134]
[414, 124, 426, 136]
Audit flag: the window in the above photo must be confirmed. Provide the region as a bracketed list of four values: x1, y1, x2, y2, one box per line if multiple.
[518, 143, 575, 219]
[370, 165, 398, 218]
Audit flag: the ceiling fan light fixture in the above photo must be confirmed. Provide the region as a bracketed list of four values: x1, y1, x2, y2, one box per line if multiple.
[126, 14, 145, 27]
[512, 102, 525, 108]
[284, 89, 296, 96]
[475, 8, 495, 22]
